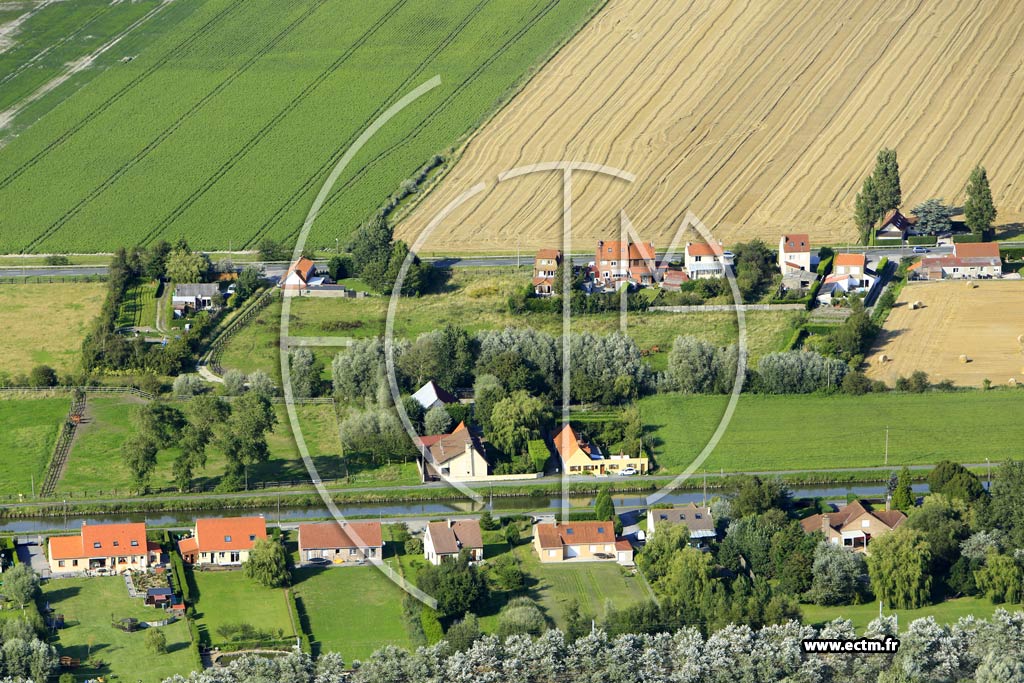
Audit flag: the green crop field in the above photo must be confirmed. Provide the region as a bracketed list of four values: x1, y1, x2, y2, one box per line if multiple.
[293, 566, 412, 661]
[639, 390, 1024, 474]
[0, 395, 67, 498]
[42, 577, 195, 683]
[0, 0, 604, 253]
[0, 0, 166, 124]
[58, 396, 343, 495]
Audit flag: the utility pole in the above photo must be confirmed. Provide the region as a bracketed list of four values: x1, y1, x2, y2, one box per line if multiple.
[703, 471, 707, 506]
[986, 457, 991, 488]
[30, 475, 34, 499]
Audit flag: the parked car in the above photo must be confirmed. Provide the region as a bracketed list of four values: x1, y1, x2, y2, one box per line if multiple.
[618, 467, 638, 476]
[912, 246, 929, 253]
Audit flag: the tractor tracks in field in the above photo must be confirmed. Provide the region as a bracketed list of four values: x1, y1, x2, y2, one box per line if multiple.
[22, 0, 330, 253]
[0, 0, 247, 198]
[133, 0, 414, 248]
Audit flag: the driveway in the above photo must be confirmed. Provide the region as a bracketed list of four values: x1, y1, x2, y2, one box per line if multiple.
[15, 537, 50, 578]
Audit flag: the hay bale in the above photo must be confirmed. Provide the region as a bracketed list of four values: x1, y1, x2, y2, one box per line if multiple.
[959, 354, 969, 364]
[878, 354, 889, 363]
[1009, 377, 1017, 386]
[1017, 334, 1024, 345]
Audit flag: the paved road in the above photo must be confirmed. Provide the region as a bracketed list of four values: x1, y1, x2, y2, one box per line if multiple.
[0, 244, 967, 278]
[0, 462, 995, 511]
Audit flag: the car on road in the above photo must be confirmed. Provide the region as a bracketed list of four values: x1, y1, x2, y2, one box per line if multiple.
[912, 246, 929, 253]
[618, 467, 638, 476]
[306, 557, 331, 566]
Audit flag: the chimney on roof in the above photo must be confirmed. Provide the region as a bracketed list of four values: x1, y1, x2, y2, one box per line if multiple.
[821, 514, 830, 531]
[448, 519, 456, 528]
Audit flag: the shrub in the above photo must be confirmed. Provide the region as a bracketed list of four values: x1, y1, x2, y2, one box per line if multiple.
[145, 627, 167, 654]
[173, 374, 205, 398]
[496, 597, 545, 638]
[907, 235, 938, 246]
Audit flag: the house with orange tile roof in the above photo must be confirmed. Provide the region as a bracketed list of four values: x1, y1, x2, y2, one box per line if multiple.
[876, 210, 915, 242]
[594, 239, 659, 289]
[282, 257, 323, 291]
[533, 521, 633, 565]
[177, 516, 267, 566]
[423, 519, 483, 565]
[297, 521, 383, 565]
[778, 234, 812, 274]
[48, 523, 159, 574]
[533, 248, 562, 296]
[800, 499, 906, 552]
[684, 241, 729, 280]
[553, 424, 648, 476]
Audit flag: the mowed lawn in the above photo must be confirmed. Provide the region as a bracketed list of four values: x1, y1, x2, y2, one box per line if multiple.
[42, 577, 194, 683]
[292, 566, 411, 662]
[116, 280, 159, 328]
[0, 283, 106, 375]
[640, 390, 1024, 473]
[191, 570, 294, 646]
[221, 268, 799, 377]
[801, 597, 1011, 632]
[0, 396, 68, 497]
[59, 397, 342, 494]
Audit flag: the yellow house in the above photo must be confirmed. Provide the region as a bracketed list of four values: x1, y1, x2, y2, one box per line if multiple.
[533, 521, 633, 565]
[417, 422, 490, 482]
[553, 424, 648, 475]
[48, 523, 159, 574]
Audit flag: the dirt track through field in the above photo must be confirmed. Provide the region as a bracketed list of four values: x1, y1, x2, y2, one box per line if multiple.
[399, 0, 1024, 252]
[866, 281, 1024, 388]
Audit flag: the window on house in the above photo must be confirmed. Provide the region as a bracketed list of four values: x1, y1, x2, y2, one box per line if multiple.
[548, 550, 557, 557]
[566, 529, 574, 535]
[862, 520, 870, 528]
[589, 545, 598, 552]
[130, 540, 139, 547]
[58, 560, 65, 567]
[224, 535, 232, 542]
[695, 513, 702, 519]
[349, 548, 357, 555]
[93, 542, 101, 549]
[597, 527, 605, 534]
[659, 514, 667, 520]
[113, 541, 119, 547]
[72, 560, 78, 567]
[249, 535, 256, 541]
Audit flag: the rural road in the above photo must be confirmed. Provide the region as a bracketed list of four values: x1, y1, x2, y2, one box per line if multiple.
[0, 244, 965, 278]
[2, 462, 995, 511]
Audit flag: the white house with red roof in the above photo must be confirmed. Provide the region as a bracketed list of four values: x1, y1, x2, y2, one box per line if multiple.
[48, 522, 160, 574]
[177, 516, 267, 566]
[416, 421, 490, 482]
[282, 257, 323, 291]
[423, 519, 483, 565]
[778, 234, 812, 274]
[684, 241, 729, 280]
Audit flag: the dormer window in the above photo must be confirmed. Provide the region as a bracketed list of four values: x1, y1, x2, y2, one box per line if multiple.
[113, 541, 119, 547]
[695, 513, 702, 519]
[566, 528, 574, 535]
[659, 514, 667, 520]
[597, 527, 605, 534]
[130, 540, 139, 547]
[249, 535, 256, 541]
[93, 542, 101, 549]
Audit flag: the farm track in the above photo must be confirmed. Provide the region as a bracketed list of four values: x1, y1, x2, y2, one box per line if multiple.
[241, 0, 505, 248]
[274, 0, 567, 246]
[399, 0, 1024, 251]
[134, 0, 413, 247]
[24, 0, 326, 253]
[0, 0, 248, 197]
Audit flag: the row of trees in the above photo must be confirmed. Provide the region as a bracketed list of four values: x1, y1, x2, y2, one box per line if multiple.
[854, 148, 998, 241]
[121, 393, 277, 492]
[170, 609, 1024, 683]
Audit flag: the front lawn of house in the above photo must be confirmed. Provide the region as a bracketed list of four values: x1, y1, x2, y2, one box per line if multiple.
[42, 577, 194, 683]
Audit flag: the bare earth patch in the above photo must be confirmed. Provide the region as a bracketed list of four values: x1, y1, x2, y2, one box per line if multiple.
[865, 281, 1024, 388]
[400, 0, 1024, 252]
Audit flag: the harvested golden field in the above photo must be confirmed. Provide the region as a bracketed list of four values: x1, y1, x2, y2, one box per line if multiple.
[865, 281, 1024, 388]
[0, 282, 105, 376]
[400, 0, 1024, 253]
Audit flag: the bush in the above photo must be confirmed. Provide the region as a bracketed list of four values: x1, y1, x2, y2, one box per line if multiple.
[952, 233, 983, 244]
[496, 597, 545, 638]
[145, 627, 168, 654]
[907, 235, 938, 246]
[173, 374, 205, 398]
[28, 365, 58, 388]
[420, 607, 444, 644]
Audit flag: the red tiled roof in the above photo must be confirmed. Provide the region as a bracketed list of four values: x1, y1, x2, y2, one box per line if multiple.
[663, 269, 689, 284]
[781, 234, 811, 253]
[50, 523, 149, 560]
[597, 240, 629, 261]
[193, 517, 267, 553]
[628, 242, 656, 261]
[177, 537, 198, 555]
[427, 520, 483, 555]
[835, 253, 866, 267]
[417, 421, 482, 466]
[954, 242, 999, 258]
[553, 424, 592, 463]
[686, 242, 720, 257]
[299, 522, 382, 550]
[535, 249, 562, 262]
[534, 521, 616, 549]
[615, 539, 633, 551]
